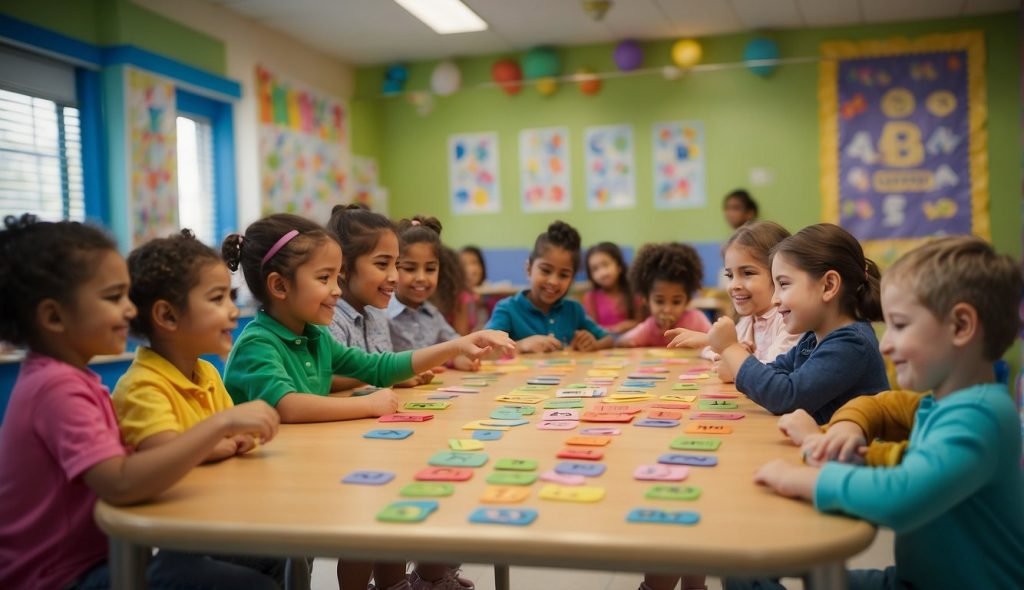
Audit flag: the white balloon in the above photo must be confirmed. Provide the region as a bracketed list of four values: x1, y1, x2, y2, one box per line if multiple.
[662, 65, 683, 81]
[430, 60, 461, 96]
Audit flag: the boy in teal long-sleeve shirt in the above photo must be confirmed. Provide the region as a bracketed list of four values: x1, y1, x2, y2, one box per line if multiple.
[733, 237, 1024, 590]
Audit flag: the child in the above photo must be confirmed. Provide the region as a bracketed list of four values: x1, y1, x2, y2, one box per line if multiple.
[388, 217, 477, 371]
[222, 213, 512, 590]
[704, 223, 889, 424]
[486, 220, 612, 353]
[616, 242, 711, 347]
[434, 245, 474, 336]
[457, 245, 489, 333]
[0, 215, 280, 590]
[744, 236, 1024, 589]
[582, 242, 644, 335]
[722, 188, 758, 229]
[667, 221, 801, 381]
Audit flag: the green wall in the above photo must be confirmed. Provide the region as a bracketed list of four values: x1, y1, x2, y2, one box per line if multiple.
[0, 0, 226, 74]
[354, 13, 1021, 258]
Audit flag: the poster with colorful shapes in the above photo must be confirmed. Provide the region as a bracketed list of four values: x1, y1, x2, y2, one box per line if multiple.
[256, 65, 350, 221]
[126, 68, 178, 247]
[820, 32, 988, 266]
[449, 132, 501, 215]
[652, 121, 706, 209]
[584, 125, 635, 210]
[352, 155, 387, 215]
[519, 127, 570, 213]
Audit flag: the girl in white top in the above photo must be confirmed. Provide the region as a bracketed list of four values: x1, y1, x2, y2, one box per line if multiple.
[667, 221, 801, 382]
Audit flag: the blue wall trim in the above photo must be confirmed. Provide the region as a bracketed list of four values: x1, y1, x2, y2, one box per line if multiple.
[76, 68, 107, 224]
[0, 14, 102, 66]
[176, 89, 239, 239]
[0, 15, 241, 100]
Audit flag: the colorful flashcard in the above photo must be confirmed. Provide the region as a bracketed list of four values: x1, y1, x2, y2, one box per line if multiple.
[377, 500, 439, 523]
[646, 485, 701, 501]
[449, 438, 485, 451]
[556, 388, 606, 398]
[658, 453, 719, 467]
[472, 430, 504, 441]
[647, 410, 683, 420]
[400, 482, 455, 497]
[633, 465, 689, 481]
[685, 423, 734, 435]
[542, 409, 580, 421]
[494, 458, 539, 471]
[554, 461, 606, 477]
[428, 451, 489, 468]
[404, 402, 451, 411]
[544, 399, 585, 409]
[479, 486, 531, 504]
[363, 429, 414, 440]
[581, 412, 634, 423]
[670, 437, 722, 451]
[415, 467, 474, 481]
[436, 386, 481, 394]
[469, 507, 538, 525]
[490, 408, 525, 420]
[565, 435, 612, 446]
[379, 413, 434, 423]
[502, 404, 537, 415]
[702, 392, 740, 399]
[342, 470, 395, 485]
[538, 484, 606, 503]
[626, 508, 700, 526]
[486, 471, 538, 486]
[689, 412, 745, 420]
[480, 419, 530, 427]
[634, 419, 680, 428]
[661, 394, 697, 402]
[495, 394, 547, 404]
[649, 403, 690, 410]
[579, 427, 622, 436]
[539, 469, 586, 486]
[463, 421, 510, 431]
[557, 448, 604, 461]
[672, 384, 700, 391]
[698, 400, 739, 410]
[537, 420, 578, 431]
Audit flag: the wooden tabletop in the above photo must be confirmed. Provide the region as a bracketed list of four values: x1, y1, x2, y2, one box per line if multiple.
[95, 349, 874, 578]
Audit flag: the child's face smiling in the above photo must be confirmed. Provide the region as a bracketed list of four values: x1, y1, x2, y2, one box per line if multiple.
[587, 251, 621, 290]
[724, 244, 774, 318]
[288, 239, 343, 326]
[177, 261, 239, 357]
[396, 242, 439, 308]
[772, 253, 826, 335]
[879, 280, 955, 396]
[526, 246, 575, 311]
[344, 230, 399, 310]
[59, 250, 137, 366]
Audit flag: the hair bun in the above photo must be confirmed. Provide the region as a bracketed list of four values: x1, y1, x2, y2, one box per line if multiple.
[547, 220, 581, 251]
[4, 213, 39, 233]
[412, 215, 442, 235]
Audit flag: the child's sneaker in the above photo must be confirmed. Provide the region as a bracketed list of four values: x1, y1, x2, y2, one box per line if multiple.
[408, 568, 475, 590]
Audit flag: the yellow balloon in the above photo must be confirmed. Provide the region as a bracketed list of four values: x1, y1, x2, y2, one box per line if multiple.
[671, 39, 702, 68]
[535, 77, 559, 96]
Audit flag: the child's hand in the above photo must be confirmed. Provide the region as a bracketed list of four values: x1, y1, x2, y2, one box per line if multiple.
[753, 459, 819, 500]
[571, 329, 597, 351]
[801, 421, 868, 466]
[362, 388, 400, 417]
[219, 400, 280, 444]
[665, 328, 709, 349]
[394, 371, 434, 388]
[207, 436, 240, 462]
[706, 316, 739, 353]
[232, 433, 258, 455]
[777, 409, 820, 446]
[452, 355, 481, 372]
[517, 334, 563, 354]
[655, 313, 678, 331]
[458, 330, 517, 359]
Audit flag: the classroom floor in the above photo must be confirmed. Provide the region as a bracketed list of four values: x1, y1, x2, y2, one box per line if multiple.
[309, 528, 895, 590]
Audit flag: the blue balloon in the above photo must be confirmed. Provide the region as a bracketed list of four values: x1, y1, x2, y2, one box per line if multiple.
[382, 79, 403, 96]
[386, 64, 409, 82]
[744, 38, 780, 78]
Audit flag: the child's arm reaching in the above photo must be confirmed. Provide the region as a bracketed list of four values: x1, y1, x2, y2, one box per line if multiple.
[665, 327, 710, 350]
[409, 330, 516, 369]
[517, 334, 563, 353]
[83, 401, 279, 506]
[572, 330, 613, 352]
[275, 388, 399, 423]
[136, 430, 238, 463]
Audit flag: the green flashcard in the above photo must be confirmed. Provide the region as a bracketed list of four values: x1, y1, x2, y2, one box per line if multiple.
[400, 482, 455, 497]
[490, 408, 523, 420]
[698, 400, 738, 410]
[404, 402, 450, 411]
[486, 471, 538, 486]
[376, 500, 439, 523]
[503, 405, 536, 416]
[670, 437, 722, 451]
[646, 485, 702, 501]
[544, 399, 584, 409]
[495, 458, 538, 471]
[563, 383, 589, 389]
[673, 383, 700, 391]
[428, 451, 489, 467]
[518, 384, 553, 392]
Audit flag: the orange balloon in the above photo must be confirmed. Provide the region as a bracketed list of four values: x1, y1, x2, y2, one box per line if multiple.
[576, 68, 602, 96]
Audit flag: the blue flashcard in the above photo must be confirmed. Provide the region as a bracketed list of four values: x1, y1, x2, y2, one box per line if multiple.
[657, 453, 718, 467]
[469, 507, 538, 526]
[621, 380, 656, 388]
[528, 379, 561, 385]
[363, 429, 414, 440]
[627, 508, 700, 526]
[635, 419, 680, 428]
[554, 461, 606, 477]
[473, 430, 504, 441]
[342, 470, 395, 485]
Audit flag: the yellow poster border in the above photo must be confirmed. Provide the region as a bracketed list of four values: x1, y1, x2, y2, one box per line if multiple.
[819, 31, 989, 253]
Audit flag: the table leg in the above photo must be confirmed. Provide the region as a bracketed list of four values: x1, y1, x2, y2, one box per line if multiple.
[493, 564, 510, 590]
[286, 557, 312, 590]
[108, 538, 149, 590]
[804, 562, 847, 590]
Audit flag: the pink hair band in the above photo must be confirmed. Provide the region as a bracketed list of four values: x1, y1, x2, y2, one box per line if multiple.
[261, 230, 299, 268]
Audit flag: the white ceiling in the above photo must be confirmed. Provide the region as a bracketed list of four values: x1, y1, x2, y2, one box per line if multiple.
[204, 0, 1019, 65]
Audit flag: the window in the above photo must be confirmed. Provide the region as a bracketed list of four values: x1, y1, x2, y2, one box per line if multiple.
[0, 88, 84, 222]
[175, 114, 216, 245]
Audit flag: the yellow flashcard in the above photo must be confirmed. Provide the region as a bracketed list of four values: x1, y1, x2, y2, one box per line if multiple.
[462, 421, 511, 431]
[538, 484, 606, 503]
[449, 439, 484, 451]
[660, 394, 697, 403]
[494, 394, 547, 404]
[587, 369, 621, 377]
[609, 393, 654, 401]
[480, 486, 531, 504]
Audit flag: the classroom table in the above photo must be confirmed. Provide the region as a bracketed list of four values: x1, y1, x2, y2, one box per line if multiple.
[95, 349, 875, 590]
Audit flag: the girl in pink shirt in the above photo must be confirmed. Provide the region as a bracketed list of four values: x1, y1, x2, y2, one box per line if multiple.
[582, 242, 645, 335]
[616, 242, 710, 347]
[0, 214, 280, 590]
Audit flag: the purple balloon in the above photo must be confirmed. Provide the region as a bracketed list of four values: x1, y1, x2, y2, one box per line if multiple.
[614, 40, 643, 71]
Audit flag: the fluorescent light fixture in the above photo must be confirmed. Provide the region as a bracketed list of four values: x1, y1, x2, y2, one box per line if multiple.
[394, 0, 488, 34]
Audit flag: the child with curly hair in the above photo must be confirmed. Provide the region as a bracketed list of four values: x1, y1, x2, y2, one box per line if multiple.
[616, 242, 710, 347]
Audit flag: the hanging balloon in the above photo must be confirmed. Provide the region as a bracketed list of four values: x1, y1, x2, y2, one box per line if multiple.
[430, 60, 461, 96]
[491, 58, 523, 95]
[662, 65, 683, 81]
[406, 91, 434, 116]
[522, 47, 561, 79]
[671, 39, 702, 68]
[382, 79, 403, 96]
[382, 63, 408, 95]
[613, 39, 643, 71]
[576, 68, 601, 96]
[743, 37, 780, 78]
[535, 77, 559, 96]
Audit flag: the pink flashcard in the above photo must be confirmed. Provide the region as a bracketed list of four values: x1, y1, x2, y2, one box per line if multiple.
[633, 464, 689, 481]
[537, 420, 578, 430]
[540, 469, 586, 486]
[702, 392, 740, 399]
[542, 409, 580, 421]
[689, 412, 745, 420]
[436, 386, 481, 394]
[379, 413, 434, 422]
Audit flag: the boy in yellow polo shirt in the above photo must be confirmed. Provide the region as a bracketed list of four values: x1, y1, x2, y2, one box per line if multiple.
[112, 230, 292, 585]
